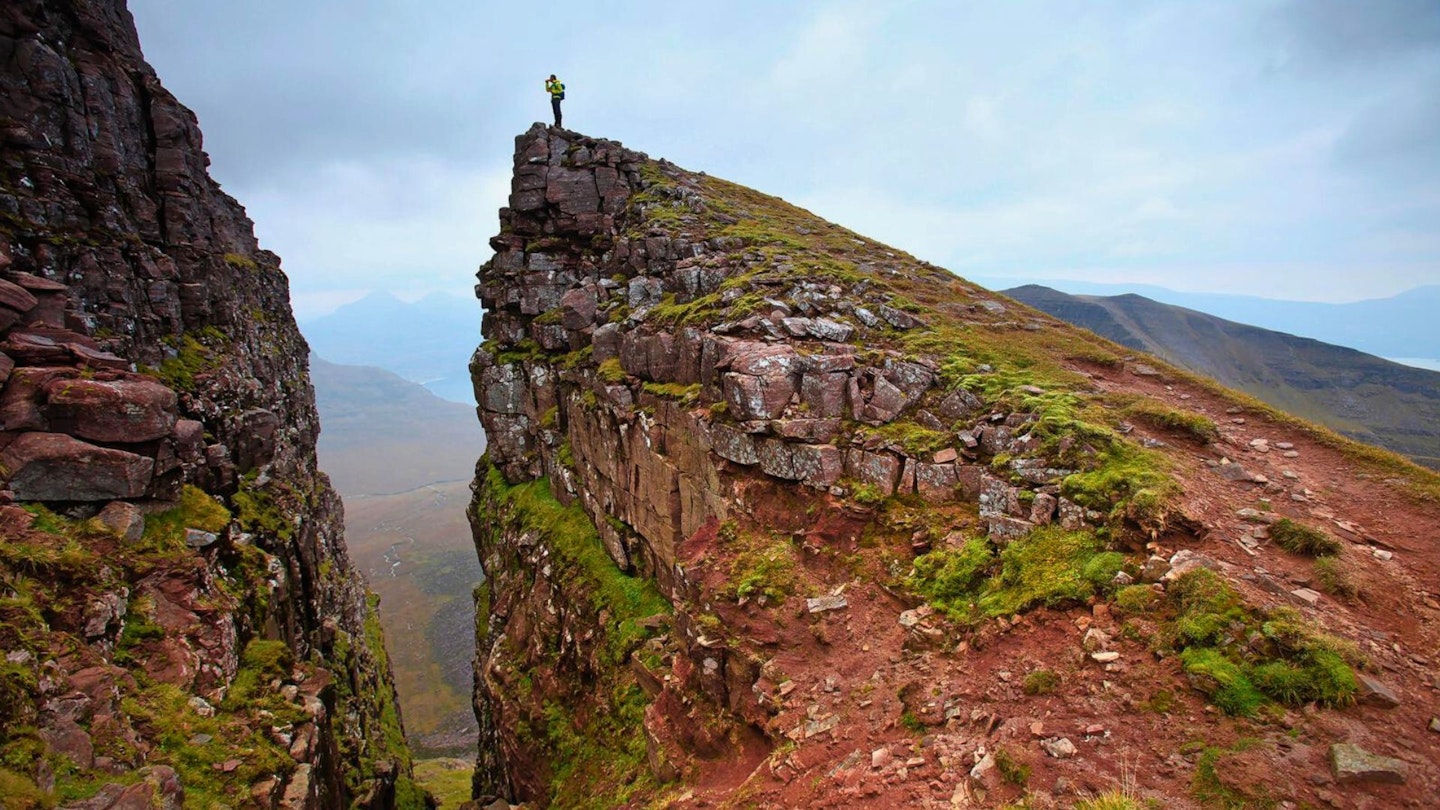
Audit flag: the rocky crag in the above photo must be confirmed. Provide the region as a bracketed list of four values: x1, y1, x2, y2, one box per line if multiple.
[470, 123, 1440, 808]
[0, 1, 418, 806]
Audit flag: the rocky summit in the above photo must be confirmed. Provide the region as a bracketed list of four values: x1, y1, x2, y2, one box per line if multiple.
[469, 124, 1440, 808]
[0, 1, 418, 807]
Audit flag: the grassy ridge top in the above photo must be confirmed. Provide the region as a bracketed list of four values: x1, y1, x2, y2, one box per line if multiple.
[619, 157, 1440, 502]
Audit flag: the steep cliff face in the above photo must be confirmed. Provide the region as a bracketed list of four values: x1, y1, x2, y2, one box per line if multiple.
[0, 1, 417, 806]
[471, 124, 1440, 808]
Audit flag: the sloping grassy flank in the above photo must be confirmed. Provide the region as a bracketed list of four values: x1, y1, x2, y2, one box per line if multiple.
[636, 144, 1440, 505]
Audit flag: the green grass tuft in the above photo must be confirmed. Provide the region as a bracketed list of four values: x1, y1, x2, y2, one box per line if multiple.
[907, 538, 994, 606]
[1022, 670, 1059, 696]
[1121, 399, 1220, 443]
[139, 485, 231, 554]
[1271, 519, 1340, 557]
[993, 747, 1030, 786]
[1312, 556, 1358, 598]
[978, 527, 1104, 616]
[1179, 648, 1265, 716]
[1165, 571, 1358, 714]
[1113, 584, 1158, 614]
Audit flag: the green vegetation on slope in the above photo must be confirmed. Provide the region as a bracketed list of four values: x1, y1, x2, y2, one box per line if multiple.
[476, 463, 672, 807]
[907, 527, 1126, 623]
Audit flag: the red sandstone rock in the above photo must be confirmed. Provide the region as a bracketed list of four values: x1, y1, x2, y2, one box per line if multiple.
[42, 377, 178, 443]
[0, 431, 154, 500]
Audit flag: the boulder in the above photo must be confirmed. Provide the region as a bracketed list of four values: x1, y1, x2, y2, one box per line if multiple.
[1, 366, 78, 430]
[97, 501, 145, 543]
[0, 277, 38, 314]
[479, 363, 527, 415]
[935, 388, 983, 421]
[1042, 737, 1077, 759]
[721, 343, 801, 420]
[1, 432, 154, 501]
[1356, 674, 1401, 709]
[806, 595, 848, 613]
[1328, 743, 1407, 784]
[878, 305, 926, 330]
[914, 462, 958, 502]
[559, 286, 598, 329]
[232, 408, 280, 472]
[799, 371, 849, 418]
[544, 166, 601, 215]
[987, 515, 1034, 543]
[791, 444, 843, 488]
[860, 376, 907, 424]
[42, 378, 178, 443]
[757, 438, 801, 480]
[772, 418, 841, 443]
[592, 322, 622, 362]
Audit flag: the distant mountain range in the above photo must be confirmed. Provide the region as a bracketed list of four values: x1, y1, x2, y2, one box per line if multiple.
[1004, 285, 1440, 469]
[302, 292, 481, 404]
[978, 280, 1440, 365]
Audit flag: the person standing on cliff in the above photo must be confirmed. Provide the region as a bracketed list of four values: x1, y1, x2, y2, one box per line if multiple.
[545, 74, 565, 128]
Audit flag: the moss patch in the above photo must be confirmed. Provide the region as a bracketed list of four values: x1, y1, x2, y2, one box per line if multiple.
[906, 528, 1123, 622]
[1164, 570, 1357, 715]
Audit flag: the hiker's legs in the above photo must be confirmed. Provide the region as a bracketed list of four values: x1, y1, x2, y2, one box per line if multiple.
[552, 98, 562, 127]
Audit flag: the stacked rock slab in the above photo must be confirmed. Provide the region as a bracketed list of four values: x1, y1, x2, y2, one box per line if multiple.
[469, 125, 1114, 803]
[1, 1, 413, 807]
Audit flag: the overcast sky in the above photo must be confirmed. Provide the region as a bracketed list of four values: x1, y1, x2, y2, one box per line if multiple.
[127, 0, 1440, 318]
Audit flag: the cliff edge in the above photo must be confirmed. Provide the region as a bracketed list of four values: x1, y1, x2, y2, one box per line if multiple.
[470, 126, 1440, 808]
[0, 1, 418, 806]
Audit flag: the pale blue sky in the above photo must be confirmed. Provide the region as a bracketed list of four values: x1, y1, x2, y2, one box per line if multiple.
[128, 1, 1440, 318]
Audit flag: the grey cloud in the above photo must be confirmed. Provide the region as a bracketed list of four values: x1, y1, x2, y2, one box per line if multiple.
[1272, 0, 1440, 66]
[1334, 74, 1440, 179]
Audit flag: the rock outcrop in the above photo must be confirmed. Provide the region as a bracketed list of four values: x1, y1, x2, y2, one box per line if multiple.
[0, 1, 418, 806]
[470, 125, 1440, 808]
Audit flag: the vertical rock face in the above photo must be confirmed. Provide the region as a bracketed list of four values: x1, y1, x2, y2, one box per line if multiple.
[471, 124, 1440, 808]
[0, 1, 416, 807]
[468, 125, 1079, 805]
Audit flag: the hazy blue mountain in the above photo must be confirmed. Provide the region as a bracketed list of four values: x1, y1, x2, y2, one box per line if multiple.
[302, 292, 481, 404]
[1004, 285, 1440, 469]
[975, 279, 1440, 363]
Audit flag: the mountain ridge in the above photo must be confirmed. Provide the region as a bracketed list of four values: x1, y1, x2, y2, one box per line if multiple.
[1004, 284, 1440, 469]
[467, 124, 1440, 808]
[975, 279, 1440, 362]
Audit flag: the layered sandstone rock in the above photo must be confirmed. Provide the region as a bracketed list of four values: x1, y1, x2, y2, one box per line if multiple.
[468, 125, 1115, 805]
[471, 124, 1440, 808]
[0, 1, 416, 806]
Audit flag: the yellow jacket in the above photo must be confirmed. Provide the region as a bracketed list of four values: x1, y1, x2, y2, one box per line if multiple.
[546, 79, 565, 98]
